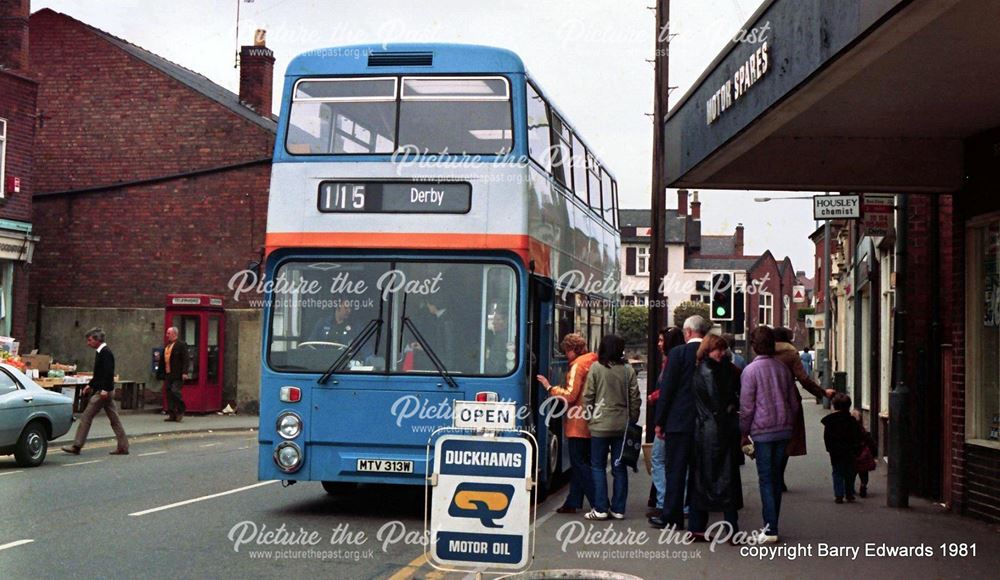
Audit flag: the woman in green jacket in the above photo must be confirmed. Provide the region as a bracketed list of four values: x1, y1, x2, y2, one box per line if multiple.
[582, 334, 641, 520]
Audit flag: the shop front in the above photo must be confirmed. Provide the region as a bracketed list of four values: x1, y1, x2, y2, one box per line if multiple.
[0, 219, 37, 341]
[663, 0, 1000, 520]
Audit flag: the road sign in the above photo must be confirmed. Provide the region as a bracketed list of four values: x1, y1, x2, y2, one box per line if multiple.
[813, 195, 860, 220]
[453, 401, 517, 431]
[862, 194, 894, 237]
[793, 285, 806, 304]
[429, 435, 533, 570]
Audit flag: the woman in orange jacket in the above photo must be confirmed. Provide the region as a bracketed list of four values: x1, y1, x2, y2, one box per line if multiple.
[538, 333, 598, 514]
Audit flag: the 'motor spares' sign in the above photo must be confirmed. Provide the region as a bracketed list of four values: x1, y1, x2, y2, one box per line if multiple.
[814, 195, 861, 220]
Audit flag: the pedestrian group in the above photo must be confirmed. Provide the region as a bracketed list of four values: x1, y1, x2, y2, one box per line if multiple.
[541, 314, 870, 545]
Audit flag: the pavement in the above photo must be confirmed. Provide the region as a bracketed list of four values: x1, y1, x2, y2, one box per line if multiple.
[516, 394, 1000, 579]
[2, 385, 998, 579]
[51, 407, 259, 446]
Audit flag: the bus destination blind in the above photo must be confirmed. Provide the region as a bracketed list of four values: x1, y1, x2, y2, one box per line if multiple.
[318, 181, 471, 214]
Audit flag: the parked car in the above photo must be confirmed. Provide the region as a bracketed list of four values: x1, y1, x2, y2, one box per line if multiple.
[0, 363, 74, 467]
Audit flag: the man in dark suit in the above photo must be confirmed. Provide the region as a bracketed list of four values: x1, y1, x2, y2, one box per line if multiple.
[62, 327, 129, 455]
[649, 315, 711, 529]
[162, 326, 190, 422]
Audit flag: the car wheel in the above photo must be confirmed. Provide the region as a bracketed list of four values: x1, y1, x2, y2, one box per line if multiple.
[14, 422, 48, 468]
[321, 481, 357, 495]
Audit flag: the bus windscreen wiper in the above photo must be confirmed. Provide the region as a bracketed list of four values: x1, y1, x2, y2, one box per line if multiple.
[399, 293, 459, 390]
[318, 293, 385, 384]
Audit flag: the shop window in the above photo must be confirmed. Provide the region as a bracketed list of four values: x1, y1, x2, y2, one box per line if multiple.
[967, 218, 1000, 443]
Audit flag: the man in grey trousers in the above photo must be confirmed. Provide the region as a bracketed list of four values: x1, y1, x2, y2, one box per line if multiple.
[62, 327, 129, 455]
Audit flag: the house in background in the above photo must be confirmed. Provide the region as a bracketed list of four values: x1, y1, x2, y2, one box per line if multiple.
[619, 189, 806, 351]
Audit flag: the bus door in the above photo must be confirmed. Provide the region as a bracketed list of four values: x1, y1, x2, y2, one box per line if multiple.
[528, 275, 561, 496]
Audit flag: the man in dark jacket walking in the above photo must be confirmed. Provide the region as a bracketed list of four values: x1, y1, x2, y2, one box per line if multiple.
[650, 315, 711, 529]
[162, 326, 190, 422]
[62, 327, 129, 455]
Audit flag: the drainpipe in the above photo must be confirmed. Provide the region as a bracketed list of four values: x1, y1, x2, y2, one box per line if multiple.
[822, 220, 832, 394]
[888, 194, 910, 508]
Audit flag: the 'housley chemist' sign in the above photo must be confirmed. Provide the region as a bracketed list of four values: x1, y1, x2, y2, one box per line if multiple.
[707, 41, 770, 125]
[813, 195, 861, 220]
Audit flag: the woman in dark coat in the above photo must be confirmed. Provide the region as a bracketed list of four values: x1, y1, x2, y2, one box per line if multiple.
[687, 334, 743, 538]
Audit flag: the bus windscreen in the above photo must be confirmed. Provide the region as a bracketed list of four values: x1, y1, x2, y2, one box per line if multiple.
[266, 260, 518, 376]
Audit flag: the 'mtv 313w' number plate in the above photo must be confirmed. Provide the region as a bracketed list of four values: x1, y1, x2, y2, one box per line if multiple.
[356, 459, 414, 473]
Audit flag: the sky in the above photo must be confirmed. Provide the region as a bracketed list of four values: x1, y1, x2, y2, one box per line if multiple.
[33, 0, 819, 277]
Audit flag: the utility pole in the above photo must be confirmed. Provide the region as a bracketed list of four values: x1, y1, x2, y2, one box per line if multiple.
[646, 0, 670, 441]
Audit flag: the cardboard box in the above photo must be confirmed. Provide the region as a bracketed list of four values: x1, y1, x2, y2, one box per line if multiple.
[22, 354, 52, 374]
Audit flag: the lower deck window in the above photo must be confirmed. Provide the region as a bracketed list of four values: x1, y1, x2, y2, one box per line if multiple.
[267, 260, 518, 376]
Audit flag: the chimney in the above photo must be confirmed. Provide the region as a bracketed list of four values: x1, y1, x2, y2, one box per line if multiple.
[239, 29, 274, 116]
[677, 189, 689, 216]
[0, 0, 30, 71]
[735, 223, 745, 256]
[691, 191, 701, 220]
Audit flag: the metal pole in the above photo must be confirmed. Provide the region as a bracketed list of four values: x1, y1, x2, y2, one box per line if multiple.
[888, 194, 910, 508]
[822, 219, 832, 393]
[646, 0, 670, 442]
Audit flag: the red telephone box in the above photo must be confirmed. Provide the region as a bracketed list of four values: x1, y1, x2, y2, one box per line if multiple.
[164, 294, 225, 413]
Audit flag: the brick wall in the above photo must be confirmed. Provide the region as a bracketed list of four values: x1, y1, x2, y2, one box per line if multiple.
[0, 71, 36, 223]
[28, 10, 274, 194]
[31, 162, 271, 309]
[946, 192, 966, 514]
[0, 69, 38, 339]
[26, 10, 274, 310]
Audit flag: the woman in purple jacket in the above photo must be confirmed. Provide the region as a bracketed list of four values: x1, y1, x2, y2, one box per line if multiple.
[740, 326, 798, 543]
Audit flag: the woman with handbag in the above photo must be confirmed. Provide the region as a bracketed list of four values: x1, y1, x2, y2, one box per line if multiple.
[687, 335, 743, 540]
[582, 334, 641, 520]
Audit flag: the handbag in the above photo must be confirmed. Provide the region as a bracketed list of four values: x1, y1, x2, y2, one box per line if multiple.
[615, 365, 642, 472]
[855, 444, 877, 473]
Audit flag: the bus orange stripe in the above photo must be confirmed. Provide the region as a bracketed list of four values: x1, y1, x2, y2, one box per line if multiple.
[265, 232, 550, 274]
[266, 232, 529, 250]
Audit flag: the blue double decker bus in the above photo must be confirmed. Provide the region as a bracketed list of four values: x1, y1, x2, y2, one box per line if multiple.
[258, 44, 620, 497]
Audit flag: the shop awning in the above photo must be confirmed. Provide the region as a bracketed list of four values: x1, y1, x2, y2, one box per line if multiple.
[664, 0, 1000, 193]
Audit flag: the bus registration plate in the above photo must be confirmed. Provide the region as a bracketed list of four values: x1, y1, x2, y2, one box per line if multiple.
[356, 459, 414, 473]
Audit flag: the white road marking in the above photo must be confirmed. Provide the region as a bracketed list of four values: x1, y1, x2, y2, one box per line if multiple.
[199, 443, 218, 448]
[64, 460, 103, 467]
[237, 446, 249, 450]
[0, 539, 34, 551]
[138, 451, 167, 457]
[0, 470, 25, 477]
[129, 481, 279, 517]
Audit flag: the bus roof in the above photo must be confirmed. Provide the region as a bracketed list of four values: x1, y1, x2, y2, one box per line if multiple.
[285, 43, 527, 77]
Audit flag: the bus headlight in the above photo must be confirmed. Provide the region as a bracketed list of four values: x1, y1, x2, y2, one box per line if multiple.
[273, 442, 303, 473]
[276, 412, 302, 440]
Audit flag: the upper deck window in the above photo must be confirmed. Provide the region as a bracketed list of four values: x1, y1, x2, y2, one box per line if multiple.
[526, 83, 551, 172]
[287, 78, 397, 154]
[286, 76, 512, 156]
[397, 77, 512, 156]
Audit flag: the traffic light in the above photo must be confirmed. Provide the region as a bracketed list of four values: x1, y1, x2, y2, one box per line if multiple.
[711, 272, 734, 321]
